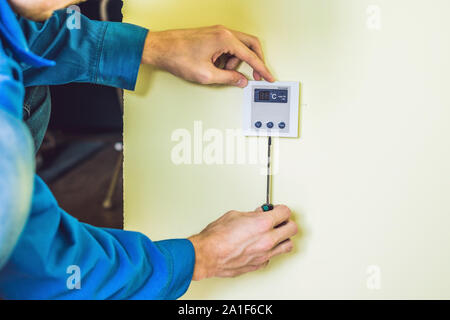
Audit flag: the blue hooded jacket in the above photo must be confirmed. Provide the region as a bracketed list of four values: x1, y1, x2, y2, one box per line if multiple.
[0, 1, 195, 299]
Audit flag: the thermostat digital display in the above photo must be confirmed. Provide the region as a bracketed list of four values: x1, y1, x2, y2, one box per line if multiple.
[254, 89, 288, 103]
[243, 81, 300, 138]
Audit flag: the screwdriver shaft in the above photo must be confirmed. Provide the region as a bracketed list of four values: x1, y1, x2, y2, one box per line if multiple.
[266, 136, 272, 205]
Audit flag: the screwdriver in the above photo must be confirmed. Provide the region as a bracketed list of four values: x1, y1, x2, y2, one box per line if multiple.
[261, 136, 274, 212]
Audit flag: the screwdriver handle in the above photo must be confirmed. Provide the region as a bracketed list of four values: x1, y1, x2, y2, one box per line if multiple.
[261, 204, 274, 212]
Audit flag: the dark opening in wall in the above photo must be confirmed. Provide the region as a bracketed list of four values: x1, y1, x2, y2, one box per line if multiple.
[39, 0, 125, 229]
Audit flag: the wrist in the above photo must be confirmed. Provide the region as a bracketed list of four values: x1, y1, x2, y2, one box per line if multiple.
[188, 234, 211, 281]
[141, 31, 158, 66]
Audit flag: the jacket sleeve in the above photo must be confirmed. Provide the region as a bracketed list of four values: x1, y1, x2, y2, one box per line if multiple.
[0, 9, 195, 299]
[0, 175, 195, 300]
[19, 9, 148, 90]
[0, 48, 35, 270]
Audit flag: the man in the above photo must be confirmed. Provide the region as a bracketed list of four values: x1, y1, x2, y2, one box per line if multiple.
[0, 0, 298, 299]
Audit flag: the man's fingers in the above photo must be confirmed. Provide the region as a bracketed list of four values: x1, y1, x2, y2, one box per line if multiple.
[265, 205, 291, 227]
[253, 70, 262, 81]
[268, 239, 294, 259]
[270, 219, 298, 246]
[209, 67, 248, 88]
[232, 30, 265, 62]
[231, 39, 275, 82]
[232, 31, 265, 81]
[225, 57, 262, 81]
[225, 30, 269, 81]
[225, 56, 241, 70]
[254, 207, 264, 213]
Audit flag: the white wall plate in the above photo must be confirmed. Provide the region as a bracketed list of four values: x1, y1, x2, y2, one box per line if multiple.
[243, 81, 300, 137]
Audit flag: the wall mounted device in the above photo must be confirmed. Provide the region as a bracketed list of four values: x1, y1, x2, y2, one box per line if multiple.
[243, 81, 300, 138]
[242, 80, 300, 212]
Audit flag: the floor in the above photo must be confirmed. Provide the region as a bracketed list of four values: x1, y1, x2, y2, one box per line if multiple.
[48, 134, 124, 229]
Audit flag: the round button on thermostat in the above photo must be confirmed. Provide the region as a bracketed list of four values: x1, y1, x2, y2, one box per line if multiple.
[267, 122, 274, 129]
[255, 121, 262, 128]
[278, 122, 286, 129]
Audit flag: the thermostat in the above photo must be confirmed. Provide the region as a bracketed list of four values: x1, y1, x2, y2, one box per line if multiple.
[243, 81, 300, 137]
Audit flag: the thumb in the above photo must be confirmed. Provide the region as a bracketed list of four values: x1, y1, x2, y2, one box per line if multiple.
[210, 67, 248, 88]
[254, 206, 264, 213]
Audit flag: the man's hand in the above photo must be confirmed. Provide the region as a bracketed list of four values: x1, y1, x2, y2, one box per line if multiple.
[188, 205, 298, 280]
[141, 25, 275, 88]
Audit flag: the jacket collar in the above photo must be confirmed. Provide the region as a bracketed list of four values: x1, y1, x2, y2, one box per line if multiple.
[0, 0, 55, 67]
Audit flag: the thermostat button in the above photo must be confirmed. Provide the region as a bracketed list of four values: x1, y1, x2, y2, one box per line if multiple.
[255, 121, 262, 128]
[278, 122, 286, 129]
[267, 122, 274, 129]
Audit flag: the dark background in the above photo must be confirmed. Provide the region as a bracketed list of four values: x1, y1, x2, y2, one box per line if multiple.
[49, 0, 124, 133]
[38, 0, 125, 229]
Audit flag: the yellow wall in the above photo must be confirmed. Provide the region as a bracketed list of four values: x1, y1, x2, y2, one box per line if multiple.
[123, 0, 450, 299]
